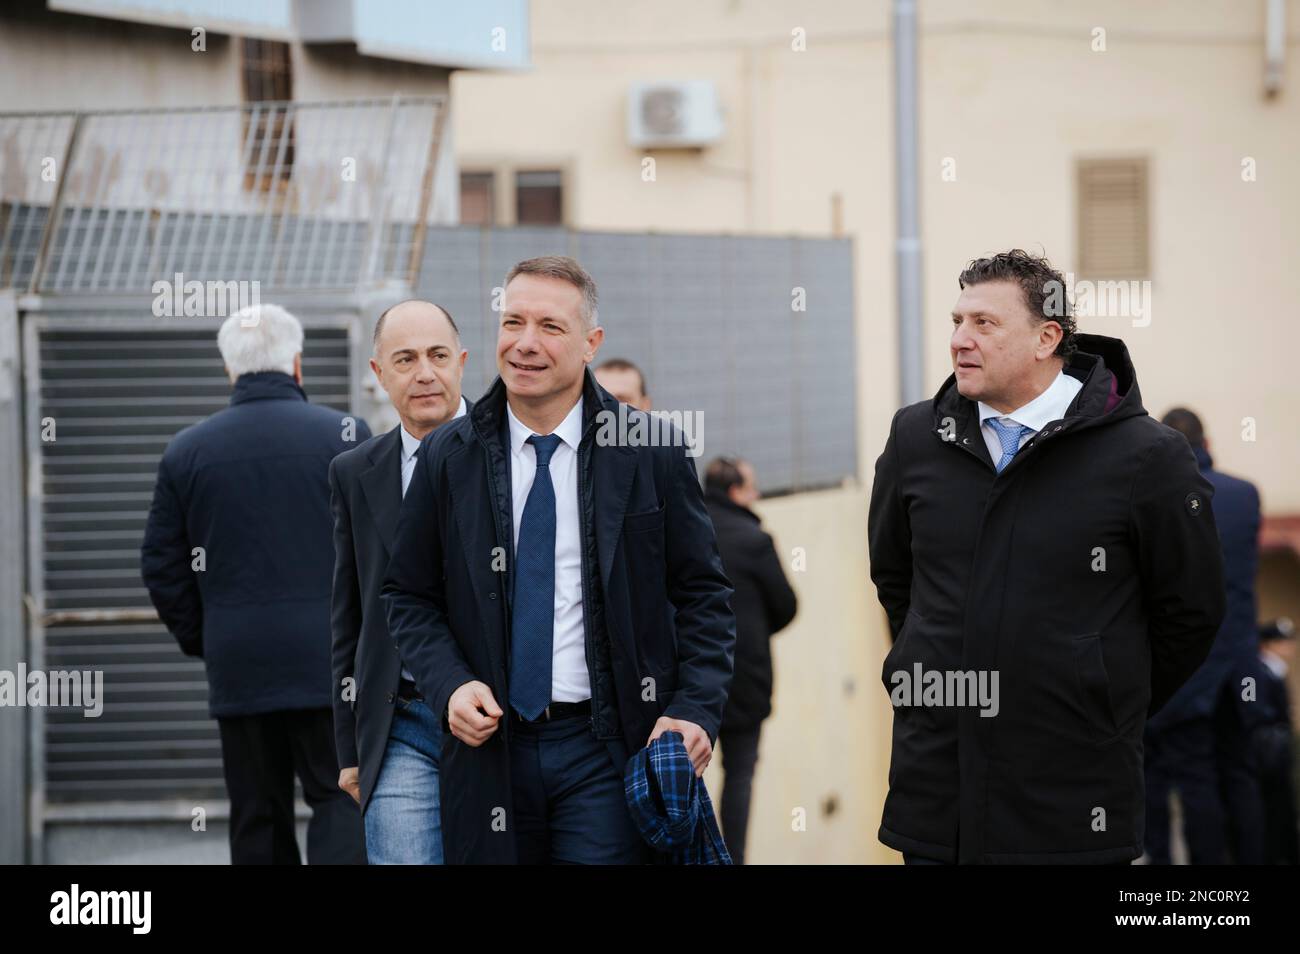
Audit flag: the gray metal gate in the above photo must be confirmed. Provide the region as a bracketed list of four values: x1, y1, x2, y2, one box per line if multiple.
[23, 311, 361, 860]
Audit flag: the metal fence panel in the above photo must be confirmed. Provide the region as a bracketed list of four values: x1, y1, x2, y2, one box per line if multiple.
[418, 227, 857, 494]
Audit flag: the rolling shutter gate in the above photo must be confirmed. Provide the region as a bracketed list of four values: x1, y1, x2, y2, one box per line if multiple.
[27, 315, 357, 861]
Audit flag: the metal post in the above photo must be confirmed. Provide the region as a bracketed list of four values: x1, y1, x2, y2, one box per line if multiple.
[406, 100, 449, 287]
[0, 290, 25, 862]
[893, 0, 924, 406]
[360, 95, 402, 291]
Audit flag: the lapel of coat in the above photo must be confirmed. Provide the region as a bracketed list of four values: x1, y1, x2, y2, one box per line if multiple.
[445, 433, 509, 679]
[358, 426, 404, 556]
[594, 442, 638, 593]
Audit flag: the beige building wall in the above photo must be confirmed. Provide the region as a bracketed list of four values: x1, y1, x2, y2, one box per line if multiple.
[704, 486, 894, 864]
[0, 6, 453, 112]
[453, 0, 1300, 862]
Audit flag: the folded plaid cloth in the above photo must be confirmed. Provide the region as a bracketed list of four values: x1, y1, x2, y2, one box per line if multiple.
[624, 730, 733, 865]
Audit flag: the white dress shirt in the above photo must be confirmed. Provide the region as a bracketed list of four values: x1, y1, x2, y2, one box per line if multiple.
[505, 396, 590, 703]
[977, 370, 1082, 468]
[396, 395, 466, 679]
[1261, 650, 1289, 681]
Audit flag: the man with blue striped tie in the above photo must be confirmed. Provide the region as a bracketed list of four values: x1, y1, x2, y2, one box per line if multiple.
[868, 249, 1225, 865]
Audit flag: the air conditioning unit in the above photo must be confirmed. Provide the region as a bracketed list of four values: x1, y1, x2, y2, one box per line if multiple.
[626, 81, 724, 149]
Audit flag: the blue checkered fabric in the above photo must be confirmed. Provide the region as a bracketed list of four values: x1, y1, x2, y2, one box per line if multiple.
[624, 730, 733, 865]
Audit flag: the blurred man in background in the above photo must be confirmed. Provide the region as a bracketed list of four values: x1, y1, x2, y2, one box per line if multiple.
[330, 300, 468, 864]
[1220, 618, 1299, 864]
[869, 249, 1225, 864]
[1250, 619, 1299, 864]
[1144, 407, 1260, 864]
[141, 304, 370, 865]
[594, 357, 651, 411]
[705, 456, 797, 864]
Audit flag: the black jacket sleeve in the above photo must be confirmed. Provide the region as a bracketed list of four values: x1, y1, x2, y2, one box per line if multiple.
[755, 529, 798, 635]
[868, 409, 912, 642]
[662, 446, 736, 741]
[328, 457, 361, 770]
[140, 454, 204, 657]
[381, 437, 477, 725]
[1132, 431, 1227, 715]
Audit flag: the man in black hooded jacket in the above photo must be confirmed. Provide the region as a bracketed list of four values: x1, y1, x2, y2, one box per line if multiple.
[868, 250, 1226, 864]
[705, 456, 798, 863]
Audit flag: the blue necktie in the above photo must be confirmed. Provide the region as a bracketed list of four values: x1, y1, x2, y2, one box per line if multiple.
[510, 433, 563, 720]
[988, 418, 1031, 473]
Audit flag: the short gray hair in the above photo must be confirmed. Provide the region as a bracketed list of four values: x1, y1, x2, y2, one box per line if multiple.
[218, 304, 303, 377]
[504, 255, 598, 329]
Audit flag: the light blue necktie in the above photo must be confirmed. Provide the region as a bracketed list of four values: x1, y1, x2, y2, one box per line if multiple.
[510, 433, 563, 721]
[988, 418, 1031, 473]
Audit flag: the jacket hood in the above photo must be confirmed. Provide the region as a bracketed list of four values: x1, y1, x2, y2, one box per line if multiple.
[932, 333, 1147, 437]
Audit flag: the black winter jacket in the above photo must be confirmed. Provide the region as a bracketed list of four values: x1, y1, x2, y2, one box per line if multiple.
[706, 492, 797, 729]
[868, 335, 1226, 863]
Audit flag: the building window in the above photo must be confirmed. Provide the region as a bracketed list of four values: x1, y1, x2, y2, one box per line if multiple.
[515, 170, 564, 225]
[459, 171, 496, 226]
[241, 38, 294, 193]
[1076, 157, 1148, 279]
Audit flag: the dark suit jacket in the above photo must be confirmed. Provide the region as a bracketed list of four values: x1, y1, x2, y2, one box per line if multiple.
[380, 369, 736, 863]
[329, 405, 470, 813]
[1148, 445, 1261, 729]
[142, 371, 370, 717]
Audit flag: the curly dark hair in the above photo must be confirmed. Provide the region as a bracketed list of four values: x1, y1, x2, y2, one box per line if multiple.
[957, 249, 1077, 360]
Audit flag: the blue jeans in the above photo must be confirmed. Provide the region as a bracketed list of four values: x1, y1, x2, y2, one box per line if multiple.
[364, 697, 443, 864]
[510, 714, 647, 865]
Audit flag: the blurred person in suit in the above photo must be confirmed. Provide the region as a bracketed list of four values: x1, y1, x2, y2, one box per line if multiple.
[705, 456, 797, 864]
[1144, 407, 1261, 864]
[142, 303, 370, 864]
[329, 300, 468, 864]
[1251, 619, 1299, 864]
[1220, 619, 1299, 864]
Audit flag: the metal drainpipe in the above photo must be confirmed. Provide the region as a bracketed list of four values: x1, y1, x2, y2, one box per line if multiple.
[1265, 0, 1285, 98]
[894, 0, 924, 406]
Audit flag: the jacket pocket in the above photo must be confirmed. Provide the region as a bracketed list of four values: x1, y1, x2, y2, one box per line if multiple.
[881, 608, 923, 692]
[623, 502, 665, 534]
[1072, 632, 1121, 746]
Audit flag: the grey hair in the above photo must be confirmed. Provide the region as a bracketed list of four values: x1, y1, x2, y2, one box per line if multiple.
[218, 304, 303, 377]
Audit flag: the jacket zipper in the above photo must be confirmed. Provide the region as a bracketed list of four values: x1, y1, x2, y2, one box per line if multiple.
[575, 421, 601, 735]
[476, 425, 514, 743]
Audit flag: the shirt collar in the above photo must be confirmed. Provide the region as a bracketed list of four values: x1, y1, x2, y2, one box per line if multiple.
[978, 369, 1080, 432]
[1261, 649, 1289, 681]
[506, 394, 584, 456]
[400, 396, 466, 462]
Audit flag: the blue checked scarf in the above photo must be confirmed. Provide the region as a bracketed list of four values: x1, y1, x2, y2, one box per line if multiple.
[624, 730, 733, 865]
